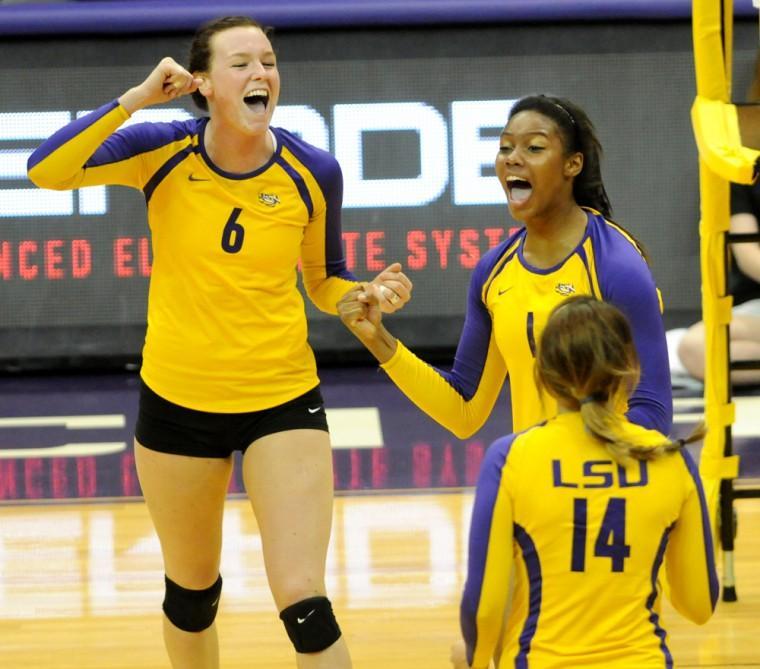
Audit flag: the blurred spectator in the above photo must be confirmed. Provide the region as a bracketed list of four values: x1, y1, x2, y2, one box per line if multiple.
[675, 51, 760, 386]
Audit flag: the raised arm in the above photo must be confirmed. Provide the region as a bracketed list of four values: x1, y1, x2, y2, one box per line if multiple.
[118, 57, 201, 116]
[28, 58, 201, 191]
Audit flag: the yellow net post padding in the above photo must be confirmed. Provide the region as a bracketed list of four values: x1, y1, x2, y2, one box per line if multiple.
[693, 0, 732, 100]
[691, 0, 760, 595]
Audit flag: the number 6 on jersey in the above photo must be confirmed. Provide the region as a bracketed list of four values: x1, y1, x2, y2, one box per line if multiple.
[221, 207, 245, 253]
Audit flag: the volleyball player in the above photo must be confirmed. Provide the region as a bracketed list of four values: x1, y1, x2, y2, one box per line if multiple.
[27, 16, 411, 669]
[452, 296, 717, 668]
[678, 179, 760, 385]
[338, 95, 672, 435]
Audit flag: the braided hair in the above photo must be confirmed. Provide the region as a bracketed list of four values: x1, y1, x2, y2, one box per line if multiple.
[535, 296, 704, 465]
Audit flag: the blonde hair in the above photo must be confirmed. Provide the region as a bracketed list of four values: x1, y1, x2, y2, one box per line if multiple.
[535, 296, 704, 464]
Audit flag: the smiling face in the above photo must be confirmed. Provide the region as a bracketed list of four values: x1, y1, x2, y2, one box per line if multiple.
[196, 25, 280, 136]
[495, 110, 583, 223]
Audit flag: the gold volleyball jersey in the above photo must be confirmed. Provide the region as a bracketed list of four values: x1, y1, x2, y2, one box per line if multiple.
[461, 412, 718, 668]
[382, 211, 672, 434]
[28, 100, 358, 411]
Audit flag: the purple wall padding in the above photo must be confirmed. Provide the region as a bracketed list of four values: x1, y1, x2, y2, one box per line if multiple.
[0, 0, 757, 37]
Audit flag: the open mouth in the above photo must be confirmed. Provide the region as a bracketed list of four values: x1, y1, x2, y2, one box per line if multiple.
[506, 176, 533, 204]
[243, 89, 269, 113]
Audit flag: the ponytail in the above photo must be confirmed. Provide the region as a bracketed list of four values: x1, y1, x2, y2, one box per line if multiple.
[536, 296, 703, 464]
[578, 398, 704, 465]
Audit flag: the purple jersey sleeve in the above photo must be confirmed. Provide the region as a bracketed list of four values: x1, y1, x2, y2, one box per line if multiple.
[275, 126, 356, 281]
[591, 220, 673, 433]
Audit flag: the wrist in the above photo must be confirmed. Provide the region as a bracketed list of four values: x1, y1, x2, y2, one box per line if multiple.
[118, 86, 148, 115]
[365, 324, 397, 364]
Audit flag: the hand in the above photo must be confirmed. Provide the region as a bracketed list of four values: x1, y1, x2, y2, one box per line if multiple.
[337, 285, 397, 363]
[450, 639, 470, 669]
[368, 262, 413, 314]
[119, 57, 203, 114]
[337, 285, 383, 339]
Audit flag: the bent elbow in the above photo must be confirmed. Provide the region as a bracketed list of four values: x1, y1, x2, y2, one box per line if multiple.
[453, 424, 478, 440]
[450, 410, 489, 440]
[303, 286, 332, 315]
[26, 168, 46, 189]
[673, 598, 715, 626]
[27, 155, 48, 187]
[27, 167, 64, 191]
[27, 150, 80, 191]
[649, 403, 672, 435]
[690, 607, 714, 626]
[627, 402, 672, 434]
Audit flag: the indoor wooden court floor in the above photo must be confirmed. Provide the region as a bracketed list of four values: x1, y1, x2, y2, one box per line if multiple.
[0, 493, 758, 668]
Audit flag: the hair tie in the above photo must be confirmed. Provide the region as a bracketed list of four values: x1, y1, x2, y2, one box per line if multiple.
[579, 392, 607, 405]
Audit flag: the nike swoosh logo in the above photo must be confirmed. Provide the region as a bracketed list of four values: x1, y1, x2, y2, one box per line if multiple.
[297, 609, 316, 624]
[308, 406, 322, 414]
[188, 174, 210, 182]
[498, 287, 513, 296]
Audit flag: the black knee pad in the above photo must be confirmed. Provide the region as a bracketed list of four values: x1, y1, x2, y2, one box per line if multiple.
[163, 574, 222, 633]
[279, 595, 342, 653]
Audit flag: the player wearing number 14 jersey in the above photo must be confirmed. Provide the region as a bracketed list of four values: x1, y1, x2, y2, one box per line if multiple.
[28, 100, 359, 411]
[460, 297, 717, 669]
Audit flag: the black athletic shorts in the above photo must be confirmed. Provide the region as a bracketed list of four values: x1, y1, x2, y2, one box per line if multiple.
[135, 380, 329, 458]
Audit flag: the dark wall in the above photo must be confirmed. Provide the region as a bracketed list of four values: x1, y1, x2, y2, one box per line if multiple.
[1, 20, 756, 367]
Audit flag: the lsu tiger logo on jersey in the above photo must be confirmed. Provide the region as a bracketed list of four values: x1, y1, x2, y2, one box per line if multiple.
[258, 192, 281, 207]
[555, 282, 576, 296]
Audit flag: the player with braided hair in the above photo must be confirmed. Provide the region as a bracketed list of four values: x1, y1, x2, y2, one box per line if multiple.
[453, 296, 715, 668]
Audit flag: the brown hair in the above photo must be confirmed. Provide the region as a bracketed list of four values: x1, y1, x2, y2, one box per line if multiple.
[535, 295, 703, 463]
[188, 16, 272, 112]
